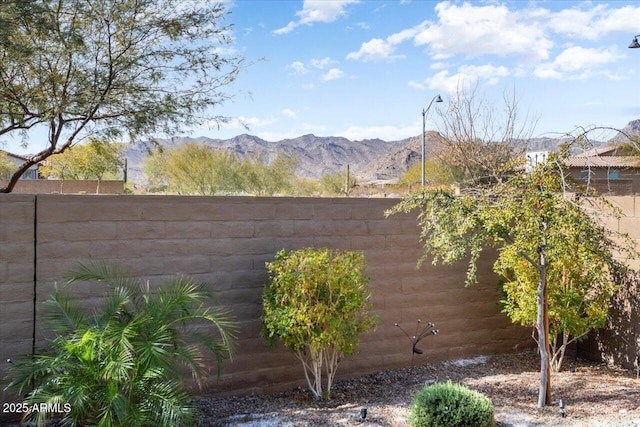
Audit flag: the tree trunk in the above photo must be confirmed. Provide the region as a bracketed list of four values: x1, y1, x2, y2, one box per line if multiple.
[344, 164, 350, 197]
[551, 330, 570, 372]
[537, 246, 552, 407]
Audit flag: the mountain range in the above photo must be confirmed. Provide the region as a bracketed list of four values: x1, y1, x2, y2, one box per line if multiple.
[124, 120, 640, 187]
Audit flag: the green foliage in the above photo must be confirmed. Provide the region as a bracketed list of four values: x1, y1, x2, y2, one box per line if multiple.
[143, 143, 297, 195]
[388, 150, 638, 404]
[142, 146, 170, 193]
[262, 248, 377, 399]
[401, 159, 457, 187]
[6, 261, 237, 427]
[0, 0, 243, 192]
[40, 139, 124, 182]
[240, 153, 298, 196]
[146, 142, 243, 195]
[408, 381, 495, 427]
[496, 235, 616, 371]
[388, 152, 633, 290]
[0, 151, 14, 178]
[290, 177, 322, 196]
[320, 170, 356, 196]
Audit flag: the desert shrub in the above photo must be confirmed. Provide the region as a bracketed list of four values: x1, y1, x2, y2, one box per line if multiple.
[6, 261, 237, 427]
[262, 248, 377, 399]
[408, 380, 495, 427]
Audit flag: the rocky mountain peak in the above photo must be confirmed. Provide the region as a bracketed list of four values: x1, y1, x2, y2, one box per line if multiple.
[125, 120, 639, 188]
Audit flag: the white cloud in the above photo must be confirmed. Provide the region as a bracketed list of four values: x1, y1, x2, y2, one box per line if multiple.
[546, 4, 640, 39]
[252, 130, 299, 142]
[337, 122, 423, 141]
[408, 80, 425, 90]
[281, 109, 297, 119]
[301, 122, 329, 133]
[322, 68, 345, 81]
[534, 46, 624, 80]
[274, 0, 360, 34]
[214, 116, 274, 131]
[424, 65, 510, 94]
[387, 22, 427, 45]
[274, 21, 297, 35]
[543, 5, 606, 40]
[553, 46, 622, 71]
[253, 123, 330, 141]
[430, 62, 450, 70]
[347, 2, 640, 82]
[212, 46, 238, 56]
[310, 57, 333, 69]
[413, 2, 552, 62]
[288, 61, 310, 74]
[347, 22, 426, 62]
[346, 38, 405, 62]
[595, 5, 640, 34]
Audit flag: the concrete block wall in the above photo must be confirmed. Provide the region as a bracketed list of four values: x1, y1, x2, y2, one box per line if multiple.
[577, 196, 640, 370]
[0, 194, 531, 403]
[0, 195, 35, 409]
[0, 179, 124, 194]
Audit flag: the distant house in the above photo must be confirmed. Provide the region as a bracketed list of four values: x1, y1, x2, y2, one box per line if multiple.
[565, 147, 640, 195]
[1, 151, 41, 180]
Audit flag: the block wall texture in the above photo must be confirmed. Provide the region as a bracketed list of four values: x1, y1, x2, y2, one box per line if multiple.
[0, 179, 124, 194]
[576, 196, 640, 371]
[0, 195, 35, 410]
[0, 194, 532, 405]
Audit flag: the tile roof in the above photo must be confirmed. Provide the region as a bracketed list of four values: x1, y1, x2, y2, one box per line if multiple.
[565, 155, 639, 168]
[571, 147, 618, 158]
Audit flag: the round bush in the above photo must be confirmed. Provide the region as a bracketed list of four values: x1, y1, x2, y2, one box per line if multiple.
[408, 380, 495, 427]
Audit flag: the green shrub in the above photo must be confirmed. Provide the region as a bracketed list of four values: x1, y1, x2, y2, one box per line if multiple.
[6, 261, 237, 427]
[262, 248, 377, 399]
[408, 380, 495, 427]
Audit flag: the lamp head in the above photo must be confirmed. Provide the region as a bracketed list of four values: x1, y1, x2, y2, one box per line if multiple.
[630, 36, 640, 49]
[435, 95, 443, 103]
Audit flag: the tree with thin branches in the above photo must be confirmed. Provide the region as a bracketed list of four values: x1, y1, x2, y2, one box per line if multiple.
[388, 146, 637, 407]
[0, 0, 244, 193]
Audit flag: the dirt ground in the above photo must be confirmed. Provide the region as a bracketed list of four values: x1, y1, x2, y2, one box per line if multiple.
[197, 351, 640, 427]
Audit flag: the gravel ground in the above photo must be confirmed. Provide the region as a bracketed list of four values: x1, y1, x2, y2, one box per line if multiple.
[197, 351, 640, 427]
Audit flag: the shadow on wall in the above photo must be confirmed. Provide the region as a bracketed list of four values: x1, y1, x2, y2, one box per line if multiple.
[579, 272, 640, 376]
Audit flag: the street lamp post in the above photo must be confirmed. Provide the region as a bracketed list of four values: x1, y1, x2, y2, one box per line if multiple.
[421, 95, 443, 187]
[630, 35, 640, 49]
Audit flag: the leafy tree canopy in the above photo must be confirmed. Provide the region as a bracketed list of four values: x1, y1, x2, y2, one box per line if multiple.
[143, 142, 297, 196]
[400, 159, 456, 187]
[388, 147, 638, 407]
[320, 169, 356, 196]
[0, 0, 244, 192]
[40, 138, 124, 181]
[0, 150, 13, 178]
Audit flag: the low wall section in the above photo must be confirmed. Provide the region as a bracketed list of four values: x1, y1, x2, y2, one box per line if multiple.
[0, 194, 531, 406]
[0, 179, 125, 194]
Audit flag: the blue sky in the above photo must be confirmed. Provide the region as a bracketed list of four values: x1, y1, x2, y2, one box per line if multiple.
[4, 0, 640, 154]
[204, 0, 640, 143]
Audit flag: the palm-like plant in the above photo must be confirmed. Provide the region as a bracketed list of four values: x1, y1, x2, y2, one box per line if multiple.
[6, 261, 237, 427]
